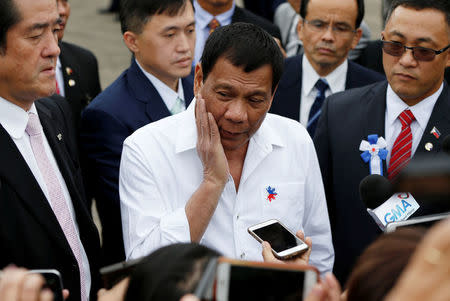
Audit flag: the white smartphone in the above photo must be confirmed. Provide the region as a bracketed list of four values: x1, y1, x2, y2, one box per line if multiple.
[248, 219, 309, 259]
[215, 258, 318, 301]
[28, 269, 64, 301]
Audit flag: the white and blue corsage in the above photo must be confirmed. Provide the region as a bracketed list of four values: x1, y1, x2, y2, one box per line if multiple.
[360, 134, 388, 176]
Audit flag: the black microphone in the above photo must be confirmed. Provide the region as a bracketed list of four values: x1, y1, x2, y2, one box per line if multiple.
[359, 174, 392, 209]
[442, 135, 450, 154]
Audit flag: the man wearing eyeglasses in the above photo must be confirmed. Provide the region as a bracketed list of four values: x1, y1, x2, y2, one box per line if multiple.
[314, 0, 450, 285]
[270, 0, 384, 137]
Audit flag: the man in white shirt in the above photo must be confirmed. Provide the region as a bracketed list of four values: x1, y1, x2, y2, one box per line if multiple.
[270, 0, 384, 137]
[120, 22, 334, 274]
[314, 0, 450, 285]
[0, 0, 101, 299]
[80, 0, 196, 266]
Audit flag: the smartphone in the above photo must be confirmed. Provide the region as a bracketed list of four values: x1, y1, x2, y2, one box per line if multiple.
[248, 219, 309, 259]
[215, 258, 318, 301]
[28, 269, 64, 301]
[100, 257, 142, 289]
[385, 212, 450, 233]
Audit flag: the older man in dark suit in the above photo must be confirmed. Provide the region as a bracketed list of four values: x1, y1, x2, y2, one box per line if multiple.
[314, 0, 450, 285]
[80, 0, 196, 266]
[0, 0, 101, 300]
[270, 0, 384, 137]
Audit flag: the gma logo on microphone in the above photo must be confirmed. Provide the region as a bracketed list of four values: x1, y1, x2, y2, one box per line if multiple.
[367, 192, 420, 231]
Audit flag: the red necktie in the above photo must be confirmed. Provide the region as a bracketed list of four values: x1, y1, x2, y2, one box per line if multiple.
[388, 109, 415, 180]
[208, 18, 220, 35]
[55, 80, 61, 95]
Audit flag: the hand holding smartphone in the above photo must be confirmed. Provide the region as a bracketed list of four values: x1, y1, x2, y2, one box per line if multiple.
[248, 219, 309, 260]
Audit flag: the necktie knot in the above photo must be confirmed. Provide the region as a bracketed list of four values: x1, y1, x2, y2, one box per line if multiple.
[26, 113, 43, 137]
[398, 109, 415, 128]
[208, 18, 220, 34]
[315, 79, 329, 96]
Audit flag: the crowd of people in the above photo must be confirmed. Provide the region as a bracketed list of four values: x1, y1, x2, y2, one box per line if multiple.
[0, 0, 450, 300]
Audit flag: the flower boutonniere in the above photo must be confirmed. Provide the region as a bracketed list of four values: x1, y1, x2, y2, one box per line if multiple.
[360, 134, 388, 176]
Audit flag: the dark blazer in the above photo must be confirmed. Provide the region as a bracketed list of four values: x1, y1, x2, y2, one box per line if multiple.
[80, 59, 194, 266]
[59, 41, 102, 135]
[270, 55, 385, 121]
[313, 81, 450, 285]
[0, 96, 101, 301]
[232, 6, 281, 40]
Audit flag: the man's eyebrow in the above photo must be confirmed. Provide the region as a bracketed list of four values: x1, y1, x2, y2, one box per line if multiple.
[25, 18, 62, 33]
[389, 30, 405, 39]
[161, 21, 196, 32]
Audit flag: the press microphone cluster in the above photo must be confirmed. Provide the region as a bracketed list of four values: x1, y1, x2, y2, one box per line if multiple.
[359, 175, 420, 231]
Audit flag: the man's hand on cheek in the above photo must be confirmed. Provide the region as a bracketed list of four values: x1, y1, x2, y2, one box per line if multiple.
[195, 94, 229, 187]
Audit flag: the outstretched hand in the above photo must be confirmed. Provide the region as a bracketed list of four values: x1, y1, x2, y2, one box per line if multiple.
[262, 230, 312, 266]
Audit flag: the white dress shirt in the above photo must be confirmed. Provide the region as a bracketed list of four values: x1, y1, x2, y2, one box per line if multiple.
[385, 83, 443, 165]
[135, 59, 186, 112]
[119, 99, 334, 274]
[193, 0, 235, 66]
[0, 97, 91, 299]
[300, 55, 348, 126]
[56, 57, 66, 97]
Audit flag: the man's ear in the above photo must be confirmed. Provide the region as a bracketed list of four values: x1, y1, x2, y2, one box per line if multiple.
[123, 31, 139, 54]
[193, 63, 204, 97]
[296, 19, 304, 42]
[350, 28, 363, 50]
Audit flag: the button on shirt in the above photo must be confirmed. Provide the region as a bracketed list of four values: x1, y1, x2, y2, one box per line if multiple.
[0, 97, 91, 298]
[193, 0, 235, 66]
[300, 55, 347, 126]
[119, 98, 334, 274]
[136, 59, 185, 112]
[385, 83, 442, 165]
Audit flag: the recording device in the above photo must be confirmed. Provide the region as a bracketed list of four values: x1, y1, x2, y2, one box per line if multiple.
[100, 257, 142, 289]
[28, 269, 64, 301]
[385, 212, 450, 232]
[215, 258, 318, 301]
[359, 175, 420, 231]
[248, 219, 309, 259]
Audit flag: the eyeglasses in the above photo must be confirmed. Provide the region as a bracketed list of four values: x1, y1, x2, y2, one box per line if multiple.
[381, 39, 450, 62]
[303, 19, 357, 35]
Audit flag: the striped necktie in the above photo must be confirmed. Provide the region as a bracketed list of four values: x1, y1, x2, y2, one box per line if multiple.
[388, 109, 416, 180]
[307, 79, 329, 136]
[208, 18, 220, 35]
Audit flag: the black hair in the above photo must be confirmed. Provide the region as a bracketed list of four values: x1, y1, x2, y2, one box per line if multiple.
[200, 22, 284, 94]
[386, 0, 450, 27]
[119, 0, 193, 34]
[299, 0, 365, 29]
[124, 243, 220, 301]
[0, 0, 21, 54]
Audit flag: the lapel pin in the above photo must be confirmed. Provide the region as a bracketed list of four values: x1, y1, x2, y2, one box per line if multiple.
[266, 186, 278, 202]
[430, 127, 441, 139]
[68, 79, 76, 87]
[57, 133, 63, 141]
[65, 67, 73, 75]
[425, 142, 433, 151]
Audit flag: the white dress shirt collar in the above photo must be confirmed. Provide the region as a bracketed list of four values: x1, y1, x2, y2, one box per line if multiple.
[175, 98, 285, 153]
[0, 96, 37, 139]
[136, 59, 185, 111]
[386, 83, 442, 131]
[55, 57, 65, 97]
[194, 0, 235, 30]
[302, 55, 348, 96]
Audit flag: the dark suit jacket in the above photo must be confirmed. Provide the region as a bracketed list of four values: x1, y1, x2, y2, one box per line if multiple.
[0, 96, 101, 301]
[270, 55, 385, 121]
[232, 6, 281, 40]
[313, 81, 450, 285]
[59, 41, 102, 135]
[80, 59, 194, 266]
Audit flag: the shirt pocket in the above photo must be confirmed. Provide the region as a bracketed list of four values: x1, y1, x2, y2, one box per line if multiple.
[260, 182, 305, 232]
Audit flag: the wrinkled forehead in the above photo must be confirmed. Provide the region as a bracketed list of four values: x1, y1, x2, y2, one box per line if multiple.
[13, 0, 59, 30]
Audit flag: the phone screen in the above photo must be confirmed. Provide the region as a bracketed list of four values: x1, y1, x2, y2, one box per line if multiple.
[253, 222, 299, 252]
[228, 265, 306, 300]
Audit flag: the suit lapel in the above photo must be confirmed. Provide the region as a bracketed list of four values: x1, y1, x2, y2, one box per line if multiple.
[276, 55, 303, 120]
[415, 83, 450, 156]
[182, 76, 194, 107]
[363, 82, 389, 176]
[59, 43, 84, 102]
[0, 125, 71, 254]
[127, 60, 172, 121]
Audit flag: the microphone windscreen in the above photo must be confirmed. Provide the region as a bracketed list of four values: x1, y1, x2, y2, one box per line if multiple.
[359, 174, 392, 209]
